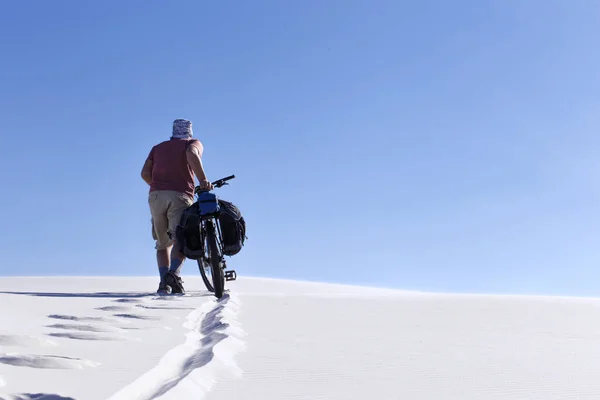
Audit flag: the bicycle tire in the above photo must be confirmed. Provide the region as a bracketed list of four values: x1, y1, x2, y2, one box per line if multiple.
[195, 223, 214, 293]
[197, 258, 214, 293]
[206, 221, 225, 298]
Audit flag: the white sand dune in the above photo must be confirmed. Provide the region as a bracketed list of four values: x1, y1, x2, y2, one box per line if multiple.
[1, 276, 600, 399]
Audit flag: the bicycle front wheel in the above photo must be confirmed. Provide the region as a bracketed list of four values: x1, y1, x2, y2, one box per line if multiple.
[206, 220, 224, 298]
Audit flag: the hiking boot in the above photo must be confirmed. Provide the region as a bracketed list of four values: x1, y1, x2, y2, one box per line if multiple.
[165, 271, 185, 294]
[157, 280, 172, 295]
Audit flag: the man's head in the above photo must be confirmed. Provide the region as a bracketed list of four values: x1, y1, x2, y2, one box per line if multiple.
[172, 118, 193, 139]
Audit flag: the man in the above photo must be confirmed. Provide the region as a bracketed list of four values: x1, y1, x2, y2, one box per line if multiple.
[141, 118, 214, 294]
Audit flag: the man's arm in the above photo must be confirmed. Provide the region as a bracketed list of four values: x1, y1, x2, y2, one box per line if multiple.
[141, 157, 153, 186]
[186, 140, 213, 189]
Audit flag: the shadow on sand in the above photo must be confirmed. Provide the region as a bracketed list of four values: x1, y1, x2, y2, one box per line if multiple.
[1, 394, 76, 400]
[0, 291, 213, 299]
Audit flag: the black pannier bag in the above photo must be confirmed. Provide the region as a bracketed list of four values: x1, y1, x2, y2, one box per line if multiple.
[217, 199, 246, 256]
[175, 202, 204, 260]
[175, 199, 246, 259]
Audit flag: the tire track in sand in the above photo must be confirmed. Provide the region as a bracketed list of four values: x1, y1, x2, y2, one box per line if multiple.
[107, 293, 245, 400]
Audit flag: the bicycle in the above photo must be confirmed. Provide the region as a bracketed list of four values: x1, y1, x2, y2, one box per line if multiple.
[194, 175, 238, 299]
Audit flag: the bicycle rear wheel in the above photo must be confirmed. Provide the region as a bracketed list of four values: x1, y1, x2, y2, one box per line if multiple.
[206, 220, 224, 298]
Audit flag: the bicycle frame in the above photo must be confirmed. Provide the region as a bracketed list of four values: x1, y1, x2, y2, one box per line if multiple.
[194, 175, 238, 295]
[198, 214, 224, 263]
[194, 174, 236, 254]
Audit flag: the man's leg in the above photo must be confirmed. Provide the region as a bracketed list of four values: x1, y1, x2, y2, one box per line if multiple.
[166, 192, 194, 277]
[157, 246, 171, 278]
[149, 192, 174, 283]
[161, 192, 194, 294]
[169, 243, 185, 276]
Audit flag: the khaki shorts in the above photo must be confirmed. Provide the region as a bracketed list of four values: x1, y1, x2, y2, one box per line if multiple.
[148, 190, 193, 250]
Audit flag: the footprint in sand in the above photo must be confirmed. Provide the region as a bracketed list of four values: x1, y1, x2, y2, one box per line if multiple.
[47, 315, 135, 336]
[113, 313, 160, 321]
[45, 323, 128, 342]
[42, 299, 169, 342]
[7, 394, 76, 400]
[0, 354, 98, 369]
[47, 332, 123, 341]
[0, 335, 58, 348]
[136, 304, 196, 311]
[47, 314, 111, 323]
[51, 301, 160, 328]
[112, 298, 142, 304]
[7, 394, 77, 400]
[95, 305, 130, 312]
[96, 302, 161, 321]
[82, 297, 191, 329]
[45, 324, 122, 333]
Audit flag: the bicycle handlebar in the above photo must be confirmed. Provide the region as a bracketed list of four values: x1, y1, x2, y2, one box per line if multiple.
[195, 175, 236, 194]
[213, 175, 235, 187]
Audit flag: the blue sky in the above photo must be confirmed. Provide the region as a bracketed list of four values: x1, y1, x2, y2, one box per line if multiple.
[1, 0, 600, 296]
